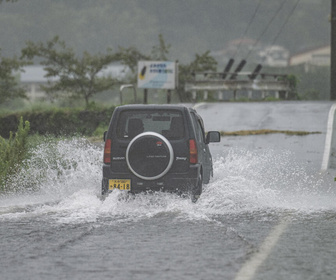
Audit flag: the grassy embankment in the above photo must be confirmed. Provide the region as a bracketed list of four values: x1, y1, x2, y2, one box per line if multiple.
[220, 129, 321, 136]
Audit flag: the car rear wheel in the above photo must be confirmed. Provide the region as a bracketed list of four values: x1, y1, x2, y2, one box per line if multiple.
[126, 132, 174, 180]
[191, 173, 202, 203]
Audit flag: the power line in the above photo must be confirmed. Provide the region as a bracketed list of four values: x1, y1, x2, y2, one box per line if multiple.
[270, 0, 301, 46]
[233, 0, 262, 59]
[245, 0, 288, 60]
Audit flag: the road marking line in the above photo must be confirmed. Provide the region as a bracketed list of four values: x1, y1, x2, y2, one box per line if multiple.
[234, 219, 290, 280]
[321, 103, 336, 170]
[234, 103, 334, 280]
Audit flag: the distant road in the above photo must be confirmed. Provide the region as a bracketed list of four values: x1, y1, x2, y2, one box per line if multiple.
[195, 101, 334, 171]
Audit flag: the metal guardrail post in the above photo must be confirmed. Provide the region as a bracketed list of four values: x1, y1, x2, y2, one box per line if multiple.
[119, 84, 137, 104]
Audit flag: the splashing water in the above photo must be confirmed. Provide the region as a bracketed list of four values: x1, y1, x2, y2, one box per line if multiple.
[201, 149, 336, 214]
[1, 138, 335, 223]
[4, 138, 102, 196]
[0, 138, 102, 214]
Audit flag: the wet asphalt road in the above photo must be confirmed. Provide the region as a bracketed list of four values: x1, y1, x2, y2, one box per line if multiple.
[1, 101, 336, 280]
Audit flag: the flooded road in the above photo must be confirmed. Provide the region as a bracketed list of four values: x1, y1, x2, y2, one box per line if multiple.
[1, 102, 336, 280]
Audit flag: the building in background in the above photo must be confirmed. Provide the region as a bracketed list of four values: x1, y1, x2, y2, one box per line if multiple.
[289, 45, 330, 72]
[258, 45, 290, 67]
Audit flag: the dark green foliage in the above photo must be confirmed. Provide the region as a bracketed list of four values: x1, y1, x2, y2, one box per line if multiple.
[0, 51, 27, 105]
[0, 117, 30, 191]
[287, 65, 330, 100]
[151, 34, 171, 61]
[116, 46, 150, 84]
[0, 106, 115, 138]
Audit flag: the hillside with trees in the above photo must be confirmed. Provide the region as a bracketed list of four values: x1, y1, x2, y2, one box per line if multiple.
[0, 0, 331, 62]
[0, 0, 332, 105]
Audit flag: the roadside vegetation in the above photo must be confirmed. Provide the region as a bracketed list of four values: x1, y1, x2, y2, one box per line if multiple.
[0, 117, 30, 192]
[0, 105, 115, 139]
[220, 129, 322, 136]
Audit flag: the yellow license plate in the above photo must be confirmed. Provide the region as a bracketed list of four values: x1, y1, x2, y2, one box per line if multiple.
[109, 179, 131, 191]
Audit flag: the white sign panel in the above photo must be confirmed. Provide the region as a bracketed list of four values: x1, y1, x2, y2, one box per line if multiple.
[137, 61, 176, 89]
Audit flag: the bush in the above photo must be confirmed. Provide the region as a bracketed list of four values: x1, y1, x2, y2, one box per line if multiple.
[0, 106, 115, 138]
[0, 117, 30, 192]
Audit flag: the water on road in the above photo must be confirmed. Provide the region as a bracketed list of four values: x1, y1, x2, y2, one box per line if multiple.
[1, 102, 336, 280]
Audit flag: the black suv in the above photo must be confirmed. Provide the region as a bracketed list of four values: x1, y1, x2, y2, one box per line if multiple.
[102, 104, 220, 202]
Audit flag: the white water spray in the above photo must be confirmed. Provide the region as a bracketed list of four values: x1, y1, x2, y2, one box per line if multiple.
[0, 139, 335, 223]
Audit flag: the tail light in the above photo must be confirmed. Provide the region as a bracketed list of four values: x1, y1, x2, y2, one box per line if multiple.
[189, 139, 198, 164]
[104, 139, 112, 164]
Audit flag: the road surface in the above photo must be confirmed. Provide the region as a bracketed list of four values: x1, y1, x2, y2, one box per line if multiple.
[1, 101, 336, 280]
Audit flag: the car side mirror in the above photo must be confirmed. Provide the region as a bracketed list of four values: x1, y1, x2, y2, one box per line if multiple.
[103, 131, 107, 142]
[206, 131, 221, 144]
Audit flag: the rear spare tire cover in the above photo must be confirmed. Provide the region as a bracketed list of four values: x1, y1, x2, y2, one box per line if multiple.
[126, 132, 174, 180]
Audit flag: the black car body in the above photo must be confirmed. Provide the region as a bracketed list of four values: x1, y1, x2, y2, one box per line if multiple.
[102, 104, 220, 201]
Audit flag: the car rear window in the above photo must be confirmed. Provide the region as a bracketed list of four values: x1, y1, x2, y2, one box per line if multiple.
[116, 110, 185, 140]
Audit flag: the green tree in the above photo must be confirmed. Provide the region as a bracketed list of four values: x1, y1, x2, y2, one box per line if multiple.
[151, 33, 171, 61]
[177, 51, 217, 102]
[116, 34, 170, 82]
[21, 36, 119, 107]
[0, 51, 26, 105]
[117, 46, 149, 75]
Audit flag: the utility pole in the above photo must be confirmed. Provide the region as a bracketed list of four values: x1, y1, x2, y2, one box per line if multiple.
[331, 0, 336, 100]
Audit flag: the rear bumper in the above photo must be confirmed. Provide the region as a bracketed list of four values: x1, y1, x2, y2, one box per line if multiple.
[102, 163, 200, 195]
